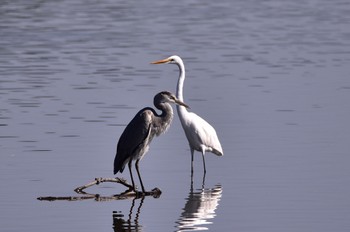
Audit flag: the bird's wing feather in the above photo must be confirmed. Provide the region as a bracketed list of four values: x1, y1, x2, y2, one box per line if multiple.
[114, 108, 153, 174]
[185, 112, 223, 156]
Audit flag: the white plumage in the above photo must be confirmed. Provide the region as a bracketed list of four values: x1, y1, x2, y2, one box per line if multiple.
[152, 55, 223, 173]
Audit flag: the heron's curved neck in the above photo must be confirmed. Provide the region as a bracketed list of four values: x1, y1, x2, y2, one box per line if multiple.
[176, 62, 185, 102]
[154, 103, 174, 135]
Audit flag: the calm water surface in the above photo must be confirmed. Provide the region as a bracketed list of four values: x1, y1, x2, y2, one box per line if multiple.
[1, 0, 350, 231]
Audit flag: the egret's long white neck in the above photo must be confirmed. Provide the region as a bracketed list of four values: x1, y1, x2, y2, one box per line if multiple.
[175, 60, 188, 121]
[176, 61, 185, 102]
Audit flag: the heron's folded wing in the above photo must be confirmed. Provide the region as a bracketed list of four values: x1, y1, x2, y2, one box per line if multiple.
[114, 108, 153, 174]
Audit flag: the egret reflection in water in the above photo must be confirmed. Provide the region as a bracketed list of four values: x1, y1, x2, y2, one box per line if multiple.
[113, 197, 144, 232]
[175, 184, 223, 231]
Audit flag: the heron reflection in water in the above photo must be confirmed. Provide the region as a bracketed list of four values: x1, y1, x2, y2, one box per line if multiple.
[113, 197, 144, 232]
[175, 183, 223, 231]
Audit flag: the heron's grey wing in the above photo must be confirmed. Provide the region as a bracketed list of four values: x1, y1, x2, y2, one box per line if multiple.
[114, 108, 153, 174]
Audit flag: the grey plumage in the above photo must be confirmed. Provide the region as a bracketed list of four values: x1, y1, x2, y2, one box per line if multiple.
[113, 91, 189, 193]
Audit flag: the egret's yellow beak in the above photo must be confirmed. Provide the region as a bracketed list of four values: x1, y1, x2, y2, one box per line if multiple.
[151, 58, 170, 64]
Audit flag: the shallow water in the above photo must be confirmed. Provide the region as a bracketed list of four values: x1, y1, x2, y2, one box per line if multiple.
[1, 0, 350, 231]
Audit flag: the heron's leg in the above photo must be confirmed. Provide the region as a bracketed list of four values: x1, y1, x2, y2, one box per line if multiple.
[135, 159, 146, 193]
[128, 160, 136, 191]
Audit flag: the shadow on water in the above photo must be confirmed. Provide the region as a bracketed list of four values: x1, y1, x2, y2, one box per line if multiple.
[175, 175, 223, 231]
[113, 197, 144, 232]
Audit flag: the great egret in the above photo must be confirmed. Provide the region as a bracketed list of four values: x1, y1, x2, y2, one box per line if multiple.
[114, 91, 189, 193]
[151, 55, 223, 174]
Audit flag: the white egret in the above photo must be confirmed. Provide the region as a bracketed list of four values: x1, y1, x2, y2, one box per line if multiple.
[151, 56, 223, 174]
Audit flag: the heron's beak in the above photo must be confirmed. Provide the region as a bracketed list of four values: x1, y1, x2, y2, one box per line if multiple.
[151, 58, 170, 64]
[174, 99, 190, 109]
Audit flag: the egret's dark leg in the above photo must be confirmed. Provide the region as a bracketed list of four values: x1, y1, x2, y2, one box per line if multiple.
[128, 160, 136, 191]
[201, 169, 206, 189]
[201, 150, 207, 174]
[190, 148, 195, 174]
[135, 159, 146, 193]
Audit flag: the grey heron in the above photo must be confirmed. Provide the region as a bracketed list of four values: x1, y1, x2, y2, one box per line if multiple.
[151, 56, 223, 174]
[114, 91, 189, 193]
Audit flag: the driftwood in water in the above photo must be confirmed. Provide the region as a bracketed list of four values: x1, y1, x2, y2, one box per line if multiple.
[74, 177, 133, 193]
[37, 177, 161, 202]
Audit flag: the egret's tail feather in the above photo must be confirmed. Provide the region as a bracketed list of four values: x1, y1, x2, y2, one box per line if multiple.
[213, 149, 223, 156]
